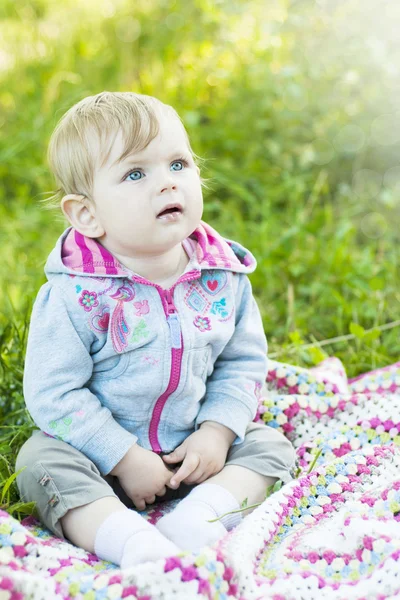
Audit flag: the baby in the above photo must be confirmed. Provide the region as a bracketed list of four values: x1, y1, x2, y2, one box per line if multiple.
[15, 91, 296, 568]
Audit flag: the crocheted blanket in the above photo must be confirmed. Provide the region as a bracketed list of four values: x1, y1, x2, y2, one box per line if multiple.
[1, 357, 400, 599]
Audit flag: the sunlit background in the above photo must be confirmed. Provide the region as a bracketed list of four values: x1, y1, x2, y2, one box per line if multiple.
[0, 0, 399, 375]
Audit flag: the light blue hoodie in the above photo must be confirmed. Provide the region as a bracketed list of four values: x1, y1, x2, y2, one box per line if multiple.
[23, 221, 268, 475]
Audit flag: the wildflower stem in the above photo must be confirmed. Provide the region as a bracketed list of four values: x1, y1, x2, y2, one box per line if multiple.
[307, 448, 323, 473]
[208, 501, 264, 523]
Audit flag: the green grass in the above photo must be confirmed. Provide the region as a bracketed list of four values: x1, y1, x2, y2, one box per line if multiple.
[0, 0, 399, 519]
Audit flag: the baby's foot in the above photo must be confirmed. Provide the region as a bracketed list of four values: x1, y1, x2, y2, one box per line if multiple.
[121, 528, 181, 568]
[156, 501, 227, 551]
[156, 483, 242, 551]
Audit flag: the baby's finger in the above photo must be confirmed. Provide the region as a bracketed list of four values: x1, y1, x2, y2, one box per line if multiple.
[133, 498, 146, 511]
[156, 486, 167, 497]
[166, 475, 180, 490]
[144, 495, 156, 505]
[162, 444, 186, 464]
[170, 453, 200, 488]
[183, 465, 205, 485]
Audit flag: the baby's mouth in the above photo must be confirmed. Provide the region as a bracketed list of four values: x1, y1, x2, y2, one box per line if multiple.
[156, 204, 183, 219]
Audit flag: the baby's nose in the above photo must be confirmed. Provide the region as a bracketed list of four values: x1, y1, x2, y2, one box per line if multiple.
[160, 177, 177, 193]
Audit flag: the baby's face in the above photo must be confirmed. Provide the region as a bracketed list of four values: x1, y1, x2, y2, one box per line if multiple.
[90, 111, 203, 259]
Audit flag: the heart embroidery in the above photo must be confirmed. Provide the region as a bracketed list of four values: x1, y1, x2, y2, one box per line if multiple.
[200, 271, 227, 296]
[97, 313, 110, 330]
[91, 306, 110, 333]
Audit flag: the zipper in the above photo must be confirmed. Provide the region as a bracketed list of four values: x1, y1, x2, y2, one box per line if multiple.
[148, 287, 183, 452]
[128, 269, 201, 452]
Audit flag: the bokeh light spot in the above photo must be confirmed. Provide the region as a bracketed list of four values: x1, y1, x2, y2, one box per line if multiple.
[370, 113, 400, 146]
[165, 13, 186, 30]
[281, 85, 308, 111]
[115, 17, 141, 43]
[310, 138, 335, 165]
[383, 166, 400, 194]
[333, 124, 365, 154]
[360, 212, 388, 239]
[352, 169, 382, 200]
[101, 2, 116, 18]
[206, 74, 219, 87]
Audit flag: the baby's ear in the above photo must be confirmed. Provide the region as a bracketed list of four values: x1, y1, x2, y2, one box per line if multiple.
[61, 194, 104, 238]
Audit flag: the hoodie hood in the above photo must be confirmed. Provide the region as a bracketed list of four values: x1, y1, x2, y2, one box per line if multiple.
[44, 220, 257, 281]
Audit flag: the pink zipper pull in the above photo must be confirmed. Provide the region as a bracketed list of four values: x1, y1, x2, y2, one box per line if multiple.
[164, 289, 176, 314]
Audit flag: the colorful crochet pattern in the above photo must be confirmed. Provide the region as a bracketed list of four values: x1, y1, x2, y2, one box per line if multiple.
[1, 356, 400, 599]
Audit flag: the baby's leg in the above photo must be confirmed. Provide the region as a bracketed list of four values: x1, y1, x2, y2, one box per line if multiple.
[61, 495, 129, 552]
[157, 422, 296, 550]
[15, 431, 180, 567]
[208, 420, 296, 513]
[205, 464, 276, 516]
[206, 420, 297, 514]
[61, 497, 180, 567]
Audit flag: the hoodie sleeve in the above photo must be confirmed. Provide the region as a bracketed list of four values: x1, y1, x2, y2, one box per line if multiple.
[23, 282, 138, 475]
[195, 274, 268, 444]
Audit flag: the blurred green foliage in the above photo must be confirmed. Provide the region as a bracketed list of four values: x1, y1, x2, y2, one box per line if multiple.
[0, 0, 399, 420]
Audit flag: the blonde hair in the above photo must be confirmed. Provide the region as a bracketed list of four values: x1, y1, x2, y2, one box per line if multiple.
[45, 91, 205, 210]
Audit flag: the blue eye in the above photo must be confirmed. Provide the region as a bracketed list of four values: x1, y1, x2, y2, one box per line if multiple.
[171, 160, 184, 171]
[126, 170, 143, 181]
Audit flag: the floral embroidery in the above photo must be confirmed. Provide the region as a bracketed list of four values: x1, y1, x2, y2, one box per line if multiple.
[194, 315, 212, 332]
[131, 319, 149, 343]
[134, 300, 150, 316]
[48, 417, 72, 441]
[75, 285, 82, 293]
[90, 305, 110, 333]
[79, 290, 99, 312]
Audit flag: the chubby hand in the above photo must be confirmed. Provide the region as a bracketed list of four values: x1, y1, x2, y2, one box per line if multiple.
[162, 421, 236, 488]
[111, 444, 175, 511]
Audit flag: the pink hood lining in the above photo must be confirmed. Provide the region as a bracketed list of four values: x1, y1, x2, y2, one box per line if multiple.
[61, 220, 256, 277]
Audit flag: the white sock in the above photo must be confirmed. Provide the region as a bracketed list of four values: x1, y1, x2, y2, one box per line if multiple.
[94, 509, 181, 567]
[156, 483, 242, 551]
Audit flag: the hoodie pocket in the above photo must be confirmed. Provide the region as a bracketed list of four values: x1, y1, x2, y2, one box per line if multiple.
[191, 345, 211, 382]
[90, 347, 166, 420]
[90, 352, 130, 381]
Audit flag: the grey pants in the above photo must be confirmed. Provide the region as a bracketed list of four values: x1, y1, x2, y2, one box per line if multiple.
[15, 422, 296, 540]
